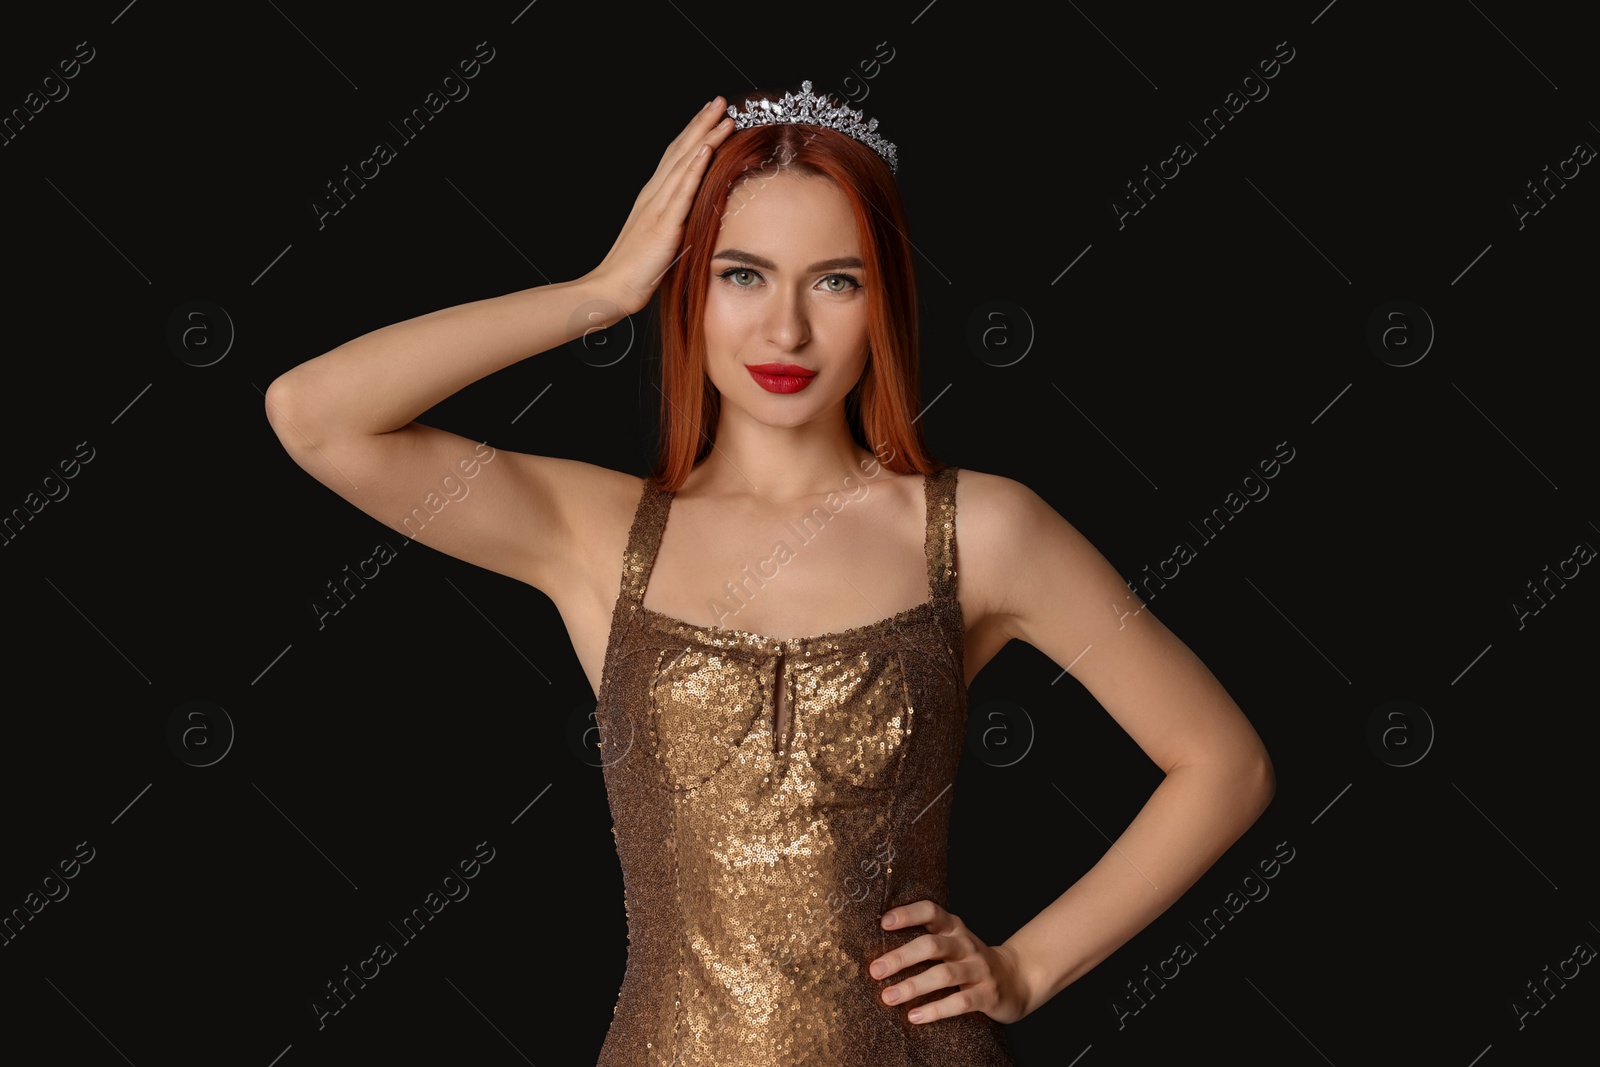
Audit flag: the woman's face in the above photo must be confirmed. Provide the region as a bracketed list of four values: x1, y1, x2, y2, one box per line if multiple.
[701, 170, 870, 427]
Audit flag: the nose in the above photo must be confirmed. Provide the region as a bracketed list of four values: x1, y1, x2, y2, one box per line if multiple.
[763, 284, 810, 351]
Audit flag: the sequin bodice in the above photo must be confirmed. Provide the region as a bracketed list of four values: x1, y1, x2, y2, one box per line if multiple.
[592, 466, 1014, 1066]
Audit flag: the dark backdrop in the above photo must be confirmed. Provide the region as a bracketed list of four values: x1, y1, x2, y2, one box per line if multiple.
[2, 2, 1593, 1064]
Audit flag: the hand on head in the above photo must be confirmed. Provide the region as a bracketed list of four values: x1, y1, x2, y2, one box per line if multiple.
[589, 97, 738, 317]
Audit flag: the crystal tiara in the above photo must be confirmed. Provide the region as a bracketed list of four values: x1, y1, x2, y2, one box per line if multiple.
[725, 80, 900, 175]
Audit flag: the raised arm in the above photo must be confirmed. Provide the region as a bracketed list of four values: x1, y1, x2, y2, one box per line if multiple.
[263, 96, 739, 595]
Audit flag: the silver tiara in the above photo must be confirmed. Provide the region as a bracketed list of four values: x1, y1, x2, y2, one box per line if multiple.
[725, 80, 899, 175]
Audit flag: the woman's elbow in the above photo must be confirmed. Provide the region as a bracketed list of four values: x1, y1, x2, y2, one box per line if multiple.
[1244, 746, 1276, 819]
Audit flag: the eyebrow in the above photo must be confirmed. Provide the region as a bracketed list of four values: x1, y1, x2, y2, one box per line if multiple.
[712, 248, 863, 272]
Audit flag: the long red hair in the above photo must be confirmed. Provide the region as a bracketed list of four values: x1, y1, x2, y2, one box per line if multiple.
[649, 86, 938, 491]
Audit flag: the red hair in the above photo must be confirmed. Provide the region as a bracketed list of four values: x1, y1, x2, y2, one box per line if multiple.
[650, 86, 938, 491]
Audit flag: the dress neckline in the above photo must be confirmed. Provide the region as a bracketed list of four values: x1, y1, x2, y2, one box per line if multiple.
[626, 466, 959, 655]
[607, 465, 961, 659]
[634, 598, 941, 655]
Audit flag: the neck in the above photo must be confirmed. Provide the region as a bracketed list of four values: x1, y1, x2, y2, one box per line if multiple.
[686, 407, 883, 504]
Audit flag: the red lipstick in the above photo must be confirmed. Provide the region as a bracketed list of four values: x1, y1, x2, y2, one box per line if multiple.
[746, 363, 817, 393]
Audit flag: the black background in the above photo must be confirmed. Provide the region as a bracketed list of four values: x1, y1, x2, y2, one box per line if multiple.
[2, 1, 1594, 1064]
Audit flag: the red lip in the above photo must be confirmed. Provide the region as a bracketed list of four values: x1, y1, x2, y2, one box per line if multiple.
[747, 363, 815, 376]
[746, 364, 816, 394]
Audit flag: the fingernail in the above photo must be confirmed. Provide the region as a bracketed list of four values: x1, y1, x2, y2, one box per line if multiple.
[870, 963, 884, 978]
[883, 988, 899, 1004]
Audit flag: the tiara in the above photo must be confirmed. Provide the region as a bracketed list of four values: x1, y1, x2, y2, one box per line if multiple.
[725, 80, 899, 175]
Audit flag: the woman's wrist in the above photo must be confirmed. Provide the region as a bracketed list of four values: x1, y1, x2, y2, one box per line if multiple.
[577, 268, 651, 321]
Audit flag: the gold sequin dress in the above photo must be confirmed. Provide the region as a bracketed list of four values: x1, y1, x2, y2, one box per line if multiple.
[592, 465, 1016, 1065]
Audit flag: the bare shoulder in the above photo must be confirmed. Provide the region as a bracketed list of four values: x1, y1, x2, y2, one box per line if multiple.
[394, 446, 645, 606]
[940, 473, 1056, 646]
[951, 467, 1097, 642]
[951, 466, 1058, 561]
[952, 466, 1269, 782]
[951, 466, 1041, 519]
[505, 453, 645, 601]
[402, 446, 648, 649]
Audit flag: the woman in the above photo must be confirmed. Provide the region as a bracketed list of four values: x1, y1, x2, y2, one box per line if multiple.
[265, 82, 1274, 1065]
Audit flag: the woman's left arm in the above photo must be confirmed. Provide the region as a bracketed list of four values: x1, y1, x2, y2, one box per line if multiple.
[872, 474, 1275, 1023]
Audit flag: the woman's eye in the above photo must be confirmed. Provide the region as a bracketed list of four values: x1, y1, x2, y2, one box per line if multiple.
[718, 268, 859, 291]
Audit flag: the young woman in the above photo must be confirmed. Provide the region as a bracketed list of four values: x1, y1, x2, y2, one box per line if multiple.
[266, 82, 1274, 1066]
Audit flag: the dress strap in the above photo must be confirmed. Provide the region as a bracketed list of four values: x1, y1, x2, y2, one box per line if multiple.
[923, 466, 960, 602]
[615, 478, 675, 613]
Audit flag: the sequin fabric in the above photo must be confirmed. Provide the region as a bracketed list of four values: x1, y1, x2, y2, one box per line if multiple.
[592, 466, 1015, 1066]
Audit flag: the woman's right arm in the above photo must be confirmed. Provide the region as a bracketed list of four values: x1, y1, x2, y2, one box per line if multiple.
[264, 96, 736, 596]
